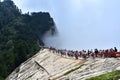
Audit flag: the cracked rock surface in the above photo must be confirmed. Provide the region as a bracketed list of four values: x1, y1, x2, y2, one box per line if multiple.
[6, 49, 81, 80]
[6, 49, 120, 80]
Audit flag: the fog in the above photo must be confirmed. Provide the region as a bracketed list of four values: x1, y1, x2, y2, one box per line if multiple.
[13, 0, 120, 50]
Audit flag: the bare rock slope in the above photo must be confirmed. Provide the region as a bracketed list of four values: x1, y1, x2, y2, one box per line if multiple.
[6, 49, 82, 80]
[6, 49, 120, 80]
[59, 58, 120, 80]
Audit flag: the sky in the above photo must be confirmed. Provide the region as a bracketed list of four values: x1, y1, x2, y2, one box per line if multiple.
[8, 0, 120, 50]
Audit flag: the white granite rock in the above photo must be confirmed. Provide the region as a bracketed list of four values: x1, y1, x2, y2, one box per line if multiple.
[6, 49, 120, 80]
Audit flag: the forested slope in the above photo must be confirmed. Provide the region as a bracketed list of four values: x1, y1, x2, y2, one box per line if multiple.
[0, 0, 55, 79]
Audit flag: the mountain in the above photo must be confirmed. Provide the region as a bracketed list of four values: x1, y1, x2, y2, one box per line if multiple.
[6, 49, 120, 80]
[0, 0, 55, 79]
[6, 49, 83, 80]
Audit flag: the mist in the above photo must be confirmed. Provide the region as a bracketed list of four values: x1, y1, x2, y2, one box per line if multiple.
[13, 0, 120, 50]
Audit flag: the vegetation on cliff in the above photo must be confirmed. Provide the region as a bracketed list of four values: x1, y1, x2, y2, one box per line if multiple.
[86, 70, 120, 80]
[0, 0, 55, 79]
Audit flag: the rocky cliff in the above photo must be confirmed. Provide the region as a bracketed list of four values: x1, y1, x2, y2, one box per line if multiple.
[6, 49, 120, 80]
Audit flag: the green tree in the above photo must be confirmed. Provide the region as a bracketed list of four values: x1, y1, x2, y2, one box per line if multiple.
[0, 0, 56, 79]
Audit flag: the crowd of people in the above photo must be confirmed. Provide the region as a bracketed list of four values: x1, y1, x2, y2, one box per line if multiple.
[41, 46, 120, 60]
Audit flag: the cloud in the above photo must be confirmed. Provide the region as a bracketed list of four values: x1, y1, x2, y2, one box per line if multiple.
[13, 0, 120, 50]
